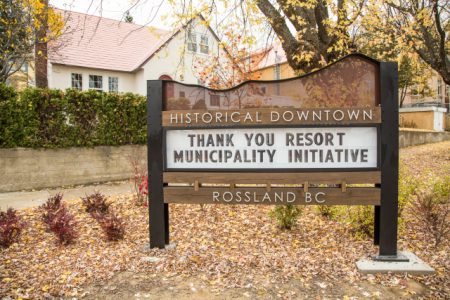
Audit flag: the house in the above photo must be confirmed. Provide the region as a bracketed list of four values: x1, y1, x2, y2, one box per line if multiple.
[5, 62, 35, 90]
[398, 69, 449, 131]
[43, 10, 231, 96]
[399, 70, 449, 131]
[248, 43, 296, 81]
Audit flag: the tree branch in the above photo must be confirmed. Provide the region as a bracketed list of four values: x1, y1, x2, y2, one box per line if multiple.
[255, 0, 307, 71]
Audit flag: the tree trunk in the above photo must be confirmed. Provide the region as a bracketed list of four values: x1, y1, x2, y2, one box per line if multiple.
[35, 0, 48, 88]
[399, 86, 408, 108]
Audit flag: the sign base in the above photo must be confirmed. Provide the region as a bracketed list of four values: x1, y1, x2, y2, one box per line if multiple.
[356, 251, 435, 274]
[143, 243, 176, 252]
[372, 253, 409, 262]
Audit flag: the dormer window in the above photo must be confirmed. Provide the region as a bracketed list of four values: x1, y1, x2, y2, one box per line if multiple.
[200, 35, 209, 54]
[187, 30, 197, 52]
[187, 29, 209, 54]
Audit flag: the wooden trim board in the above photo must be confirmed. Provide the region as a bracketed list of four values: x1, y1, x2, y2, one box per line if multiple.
[164, 187, 380, 205]
[163, 171, 381, 185]
[163, 107, 381, 127]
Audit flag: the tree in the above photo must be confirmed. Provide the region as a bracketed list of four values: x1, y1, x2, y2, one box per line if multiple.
[164, 0, 366, 75]
[0, 0, 34, 83]
[365, 0, 449, 85]
[360, 33, 434, 107]
[193, 29, 257, 89]
[193, 25, 265, 108]
[398, 54, 434, 107]
[0, 0, 63, 84]
[255, 0, 365, 74]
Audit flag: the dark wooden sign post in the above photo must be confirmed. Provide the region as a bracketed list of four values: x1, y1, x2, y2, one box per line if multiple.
[147, 54, 407, 261]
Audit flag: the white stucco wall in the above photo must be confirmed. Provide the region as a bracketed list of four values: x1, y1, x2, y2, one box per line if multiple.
[135, 19, 228, 94]
[49, 64, 136, 93]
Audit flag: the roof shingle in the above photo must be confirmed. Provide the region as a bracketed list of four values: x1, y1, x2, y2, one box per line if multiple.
[49, 10, 171, 72]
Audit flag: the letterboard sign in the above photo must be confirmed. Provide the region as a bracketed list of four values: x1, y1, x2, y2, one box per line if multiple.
[165, 124, 379, 170]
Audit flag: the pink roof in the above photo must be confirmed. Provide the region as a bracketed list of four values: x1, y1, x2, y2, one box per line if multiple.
[49, 10, 172, 72]
[251, 42, 288, 71]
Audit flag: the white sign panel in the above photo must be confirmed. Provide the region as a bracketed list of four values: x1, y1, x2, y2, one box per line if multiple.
[165, 127, 378, 169]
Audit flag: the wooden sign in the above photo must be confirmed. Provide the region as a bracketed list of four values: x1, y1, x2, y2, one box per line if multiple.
[148, 54, 402, 262]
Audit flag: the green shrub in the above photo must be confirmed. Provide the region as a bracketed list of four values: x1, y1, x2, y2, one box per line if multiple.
[0, 83, 28, 147]
[316, 205, 338, 219]
[409, 176, 449, 248]
[342, 171, 420, 239]
[399, 167, 419, 218]
[65, 89, 102, 146]
[97, 92, 146, 145]
[346, 206, 374, 239]
[269, 205, 303, 230]
[20, 87, 69, 147]
[0, 87, 146, 148]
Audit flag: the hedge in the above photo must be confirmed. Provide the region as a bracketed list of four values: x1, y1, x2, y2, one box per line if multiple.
[0, 83, 147, 148]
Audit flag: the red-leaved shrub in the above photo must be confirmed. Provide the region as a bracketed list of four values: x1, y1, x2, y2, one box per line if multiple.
[138, 175, 148, 197]
[49, 206, 78, 245]
[0, 208, 24, 248]
[130, 158, 148, 206]
[95, 210, 125, 241]
[82, 191, 110, 215]
[41, 193, 63, 225]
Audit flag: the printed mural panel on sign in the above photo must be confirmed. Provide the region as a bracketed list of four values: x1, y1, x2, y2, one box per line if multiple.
[164, 55, 379, 111]
[165, 127, 378, 170]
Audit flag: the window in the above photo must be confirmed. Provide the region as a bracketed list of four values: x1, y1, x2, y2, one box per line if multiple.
[21, 62, 28, 73]
[446, 84, 450, 101]
[179, 91, 186, 98]
[261, 86, 267, 95]
[89, 75, 103, 91]
[200, 35, 209, 54]
[274, 65, 281, 95]
[210, 94, 220, 106]
[187, 30, 197, 52]
[71, 73, 82, 90]
[437, 79, 442, 100]
[108, 77, 118, 92]
[274, 64, 281, 80]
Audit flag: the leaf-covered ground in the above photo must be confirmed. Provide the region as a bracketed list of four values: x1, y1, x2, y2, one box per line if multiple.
[1, 141, 449, 299]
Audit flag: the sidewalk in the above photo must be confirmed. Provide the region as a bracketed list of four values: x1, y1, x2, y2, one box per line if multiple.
[0, 181, 135, 210]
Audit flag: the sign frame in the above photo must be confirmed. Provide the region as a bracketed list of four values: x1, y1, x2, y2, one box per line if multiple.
[147, 54, 402, 262]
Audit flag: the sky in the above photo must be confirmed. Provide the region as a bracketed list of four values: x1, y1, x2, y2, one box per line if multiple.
[49, 0, 280, 49]
[50, 0, 175, 29]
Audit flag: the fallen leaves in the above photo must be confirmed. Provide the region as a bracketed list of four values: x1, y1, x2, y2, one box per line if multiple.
[0, 142, 449, 299]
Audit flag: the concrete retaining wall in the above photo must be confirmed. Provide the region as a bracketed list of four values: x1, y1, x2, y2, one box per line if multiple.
[0, 145, 146, 192]
[399, 129, 450, 148]
[0, 130, 449, 192]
